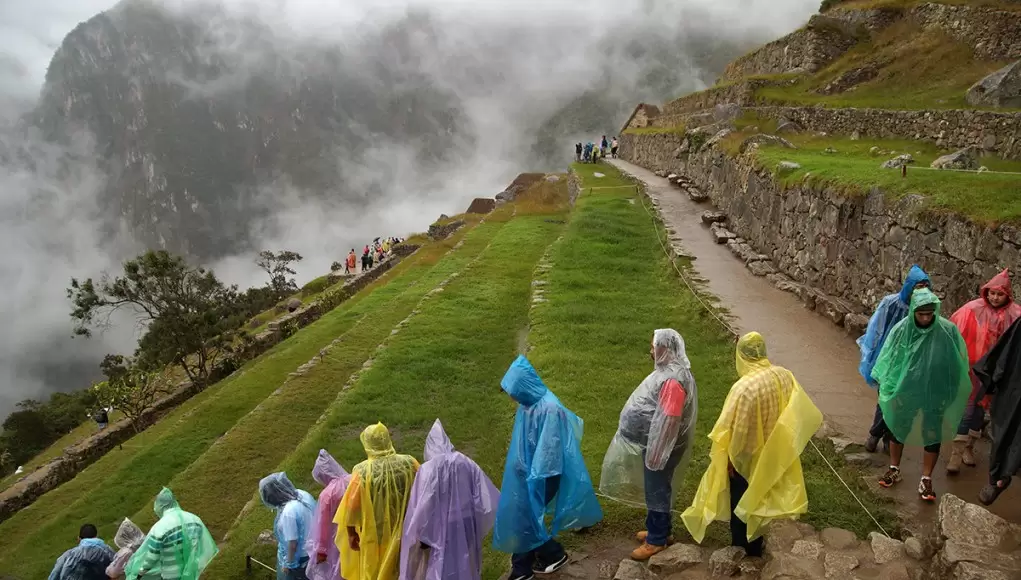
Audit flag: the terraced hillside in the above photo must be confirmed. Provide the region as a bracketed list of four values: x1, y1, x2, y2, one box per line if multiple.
[0, 169, 893, 580]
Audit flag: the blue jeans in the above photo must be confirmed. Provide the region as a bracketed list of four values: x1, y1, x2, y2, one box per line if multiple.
[729, 472, 764, 557]
[278, 558, 310, 580]
[510, 476, 564, 577]
[643, 449, 685, 546]
[957, 401, 985, 436]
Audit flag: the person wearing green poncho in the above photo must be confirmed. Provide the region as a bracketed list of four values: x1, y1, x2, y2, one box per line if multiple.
[870, 289, 971, 502]
[124, 488, 218, 579]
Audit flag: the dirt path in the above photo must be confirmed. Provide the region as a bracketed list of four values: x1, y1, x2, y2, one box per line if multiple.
[608, 158, 1021, 527]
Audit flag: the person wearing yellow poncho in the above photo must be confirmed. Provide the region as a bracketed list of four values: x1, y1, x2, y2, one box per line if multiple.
[334, 423, 419, 580]
[681, 332, 822, 556]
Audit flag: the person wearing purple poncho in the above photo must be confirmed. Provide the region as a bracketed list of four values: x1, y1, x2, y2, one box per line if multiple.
[493, 355, 603, 580]
[399, 419, 500, 580]
[306, 450, 351, 580]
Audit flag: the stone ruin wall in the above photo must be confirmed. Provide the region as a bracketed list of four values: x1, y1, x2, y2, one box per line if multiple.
[618, 132, 1021, 323]
[0, 246, 418, 524]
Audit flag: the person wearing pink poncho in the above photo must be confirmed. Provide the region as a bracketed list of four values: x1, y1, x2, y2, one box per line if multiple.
[399, 419, 500, 580]
[306, 450, 352, 580]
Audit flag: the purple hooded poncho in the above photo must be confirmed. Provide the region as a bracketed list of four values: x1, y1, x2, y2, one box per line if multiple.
[305, 449, 351, 580]
[399, 419, 500, 580]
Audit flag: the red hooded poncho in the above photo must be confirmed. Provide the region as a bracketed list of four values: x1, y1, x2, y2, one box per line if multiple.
[950, 269, 1021, 404]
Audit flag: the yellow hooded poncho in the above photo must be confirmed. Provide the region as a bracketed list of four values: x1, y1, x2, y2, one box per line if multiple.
[681, 332, 822, 542]
[335, 423, 419, 580]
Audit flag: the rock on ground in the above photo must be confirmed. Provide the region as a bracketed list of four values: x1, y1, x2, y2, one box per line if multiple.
[904, 536, 925, 560]
[880, 154, 914, 169]
[819, 527, 858, 550]
[823, 552, 858, 578]
[613, 559, 659, 580]
[766, 520, 804, 554]
[707, 546, 745, 577]
[648, 543, 704, 574]
[931, 147, 979, 170]
[701, 210, 727, 225]
[791, 540, 824, 560]
[761, 553, 824, 580]
[938, 493, 1021, 548]
[966, 59, 1021, 109]
[739, 134, 796, 154]
[869, 532, 905, 564]
[777, 160, 802, 171]
[776, 120, 802, 134]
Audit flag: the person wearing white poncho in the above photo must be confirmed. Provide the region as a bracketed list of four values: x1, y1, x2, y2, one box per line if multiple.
[599, 329, 698, 561]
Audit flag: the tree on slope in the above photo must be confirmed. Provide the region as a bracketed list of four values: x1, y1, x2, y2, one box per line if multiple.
[92, 355, 171, 433]
[68, 250, 243, 385]
[256, 250, 303, 298]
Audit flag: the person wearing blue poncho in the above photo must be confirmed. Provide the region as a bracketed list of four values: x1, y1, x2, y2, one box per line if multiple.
[857, 265, 931, 452]
[493, 356, 603, 580]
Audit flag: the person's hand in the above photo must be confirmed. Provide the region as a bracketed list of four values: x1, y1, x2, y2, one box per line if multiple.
[348, 532, 360, 551]
[316, 552, 327, 564]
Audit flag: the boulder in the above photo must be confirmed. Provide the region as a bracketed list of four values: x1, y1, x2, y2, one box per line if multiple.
[823, 553, 858, 578]
[869, 532, 905, 564]
[938, 494, 1021, 549]
[777, 161, 802, 171]
[739, 134, 796, 154]
[701, 211, 728, 225]
[820, 527, 858, 550]
[843, 313, 870, 337]
[648, 543, 704, 574]
[966, 60, 1021, 109]
[707, 546, 745, 577]
[257, 529, 276, 545]
[791, 540, 823, 560]
[766, 520, 804, 554]
[880, 154, 914, 169]
[705, 128, 733, 149]
[824, 147, 837, 154]
[688, 189, 710, 203]
[879, 561, 911, 580]
[931, 147, 979, 170]
[613, 559, 659, 580]
[761, 553, 825, 580]
[776, 120, 803, 134]
[287, 298, 303, 312]
[748, 260, 777, 277]
[714, 103, 742, 123]
[904, 536, 925, 560]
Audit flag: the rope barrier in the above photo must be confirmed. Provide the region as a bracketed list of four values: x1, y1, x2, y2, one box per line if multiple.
[602, 168, 891, 538]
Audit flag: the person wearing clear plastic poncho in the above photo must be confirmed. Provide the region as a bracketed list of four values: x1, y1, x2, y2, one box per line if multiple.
[682, 333, 822, 557]
[870, 289, 970, 502]
[599, 329, 698, 561]
[48, 523, 115, 580]
[305, 450, 351, 580]
[973, 317, 1021, 505]
[334, 422, 419, 580]
[946, 269, 1021, 474]
[493, 356, 603, 580]
[105, 519, 147, 579]
[124, 488, 218, 580]
[399, 419, 500, 580]
[857, 265, 931, 453]
[260, 472, 316, 580]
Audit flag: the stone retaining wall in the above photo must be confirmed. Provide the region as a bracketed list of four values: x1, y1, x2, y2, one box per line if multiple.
[911, 2, 1021, 61]
[427, 220, 465, 240]
[619, 132, 1021, 321]
[720, 15, 861, 82]
[0, 246, 418, 523]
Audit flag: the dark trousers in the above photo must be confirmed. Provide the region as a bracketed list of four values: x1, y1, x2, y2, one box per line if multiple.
[643, 449, 684, 546]
[511, 477, 565, 577]
[869, 404, 890, 440]
[875, 416, 943, 454]
[729, 472, 764, 557]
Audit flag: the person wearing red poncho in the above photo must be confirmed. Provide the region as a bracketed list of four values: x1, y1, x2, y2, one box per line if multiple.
[947, 269, 1021, 474]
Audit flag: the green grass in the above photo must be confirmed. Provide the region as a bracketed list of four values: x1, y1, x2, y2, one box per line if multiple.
[0, 223, 490, 579]
[743, 131, 1021, 223]
[205, 204, 567, 580]
[824, 0, 1021, 13]
[753, 18, 1010, 110]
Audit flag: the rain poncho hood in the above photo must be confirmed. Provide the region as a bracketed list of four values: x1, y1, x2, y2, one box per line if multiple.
[124, 488, 218, 580]
[400, 420, 500, 580]
[857, 265, 930, 387]
[260, 472, 315, 575]
[105, 519, 145, 579]
[335, 423, 419, 580]
[871, 289, 971, 446]
[600, 329, 699, 512]
[492, 356, 603, 554]
[973, 317, 1021, 483]
[307, 451, 351, 580]
[682, 333, 822, 543]
[951, 269, 1021, 366]
[48, 537, 115, 580]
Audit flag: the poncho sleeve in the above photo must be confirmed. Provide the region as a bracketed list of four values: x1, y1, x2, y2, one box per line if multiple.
[950, 306, 982, 365]
[858, 296, 897, 386]
[646, 378, 687, 471]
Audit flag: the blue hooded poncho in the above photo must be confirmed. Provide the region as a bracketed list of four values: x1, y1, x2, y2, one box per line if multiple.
[857, 265, 930, 388]
[492, 356, 603, 554]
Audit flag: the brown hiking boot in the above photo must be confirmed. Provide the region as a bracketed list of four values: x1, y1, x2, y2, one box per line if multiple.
[947, 439, 966, 474]
[635, 531, 675, 545]
[631, 543, 666, 561]
[962, 431, 980, 466]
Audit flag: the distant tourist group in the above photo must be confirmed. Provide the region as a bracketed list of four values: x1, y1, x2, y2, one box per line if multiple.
[576, 135, 618, 163]
[46, 267, 1021, 579]
[344, 237, 403, 275]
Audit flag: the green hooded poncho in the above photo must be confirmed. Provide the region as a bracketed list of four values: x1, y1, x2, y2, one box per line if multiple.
[871, 289, 971, 446]
[124, 488, 218, 580]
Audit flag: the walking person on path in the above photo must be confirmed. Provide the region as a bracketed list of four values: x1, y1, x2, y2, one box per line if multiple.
[600, 329, 698, 561]
[973, 317, 1021, 505]
[124, 488, 218, 580]
[575, 143, 582, 162]
[870, 289, 971, 501]
[346, 250, 357, 275]
[399, 419, 500, 580]
[600, 135, 608, 157]
[946, 269, 1021, 474]
[105, 519, 146, 579]
[493, 356, 603, 580]
[335, 423, 419, 580]
[48, 523, 115, 580]
[610, 137, 619, 159]
[858, 265, 931, 452]
[682, 332, 822, 557]
[306, 451, 351, 580]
